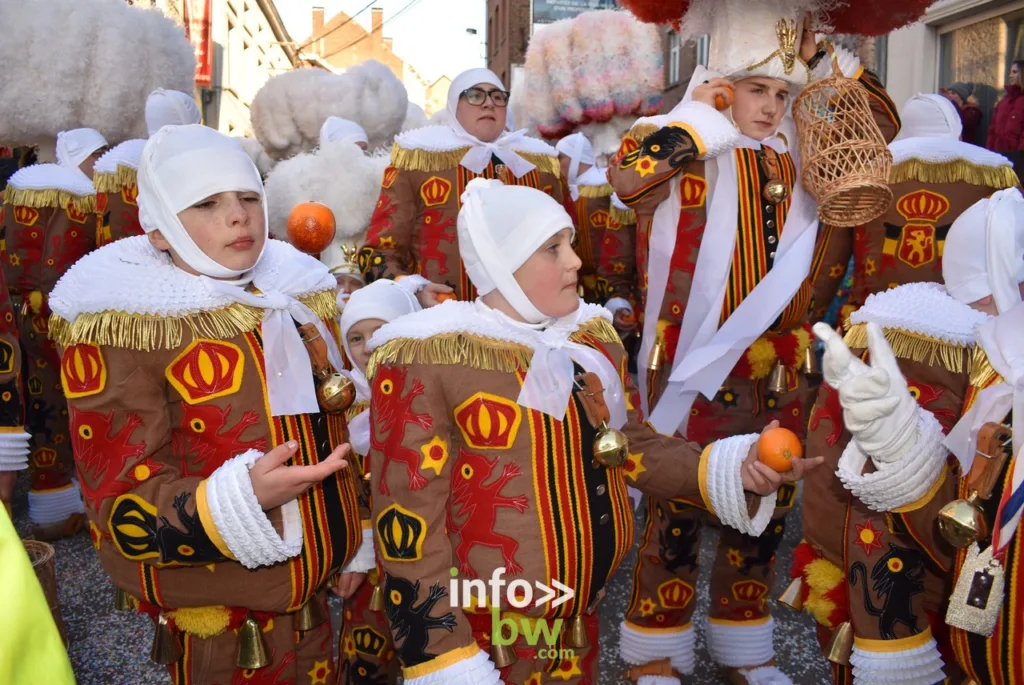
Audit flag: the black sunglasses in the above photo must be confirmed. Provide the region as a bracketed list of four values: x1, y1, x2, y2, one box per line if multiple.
[460, 87, 510, 107]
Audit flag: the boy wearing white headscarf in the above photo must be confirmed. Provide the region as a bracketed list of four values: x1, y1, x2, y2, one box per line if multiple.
[363, 179, 822, 685]
[0, 133, 105, 538]
[333, 277, 424, 685]
[609, 4, 900, 681]
[804, 187, 1024, 683]
[358, 68, 564, 303]
[94, 89, 203, 247]
[48, 124, 368, 682]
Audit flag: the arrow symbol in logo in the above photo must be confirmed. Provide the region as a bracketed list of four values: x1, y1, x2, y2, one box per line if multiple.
[534, 581, 556, 607]
[550, 579, 574, 608]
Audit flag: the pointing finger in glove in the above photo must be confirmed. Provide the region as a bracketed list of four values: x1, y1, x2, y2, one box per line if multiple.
[864, 322, 909, 395]
[813, 322, 868, 388]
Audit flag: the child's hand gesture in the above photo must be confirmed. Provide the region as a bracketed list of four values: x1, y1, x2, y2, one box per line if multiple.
[740, 421, 825, 496]
[250, 442, 349, 511]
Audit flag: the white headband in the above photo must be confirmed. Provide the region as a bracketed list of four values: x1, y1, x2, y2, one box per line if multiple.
[319, 116, 369, 149]
[340, 279, 422, 364]
[56, 128, 108, 180]
[556, 133, 595, 187]
[896, 94, 963, 141]
[145, 89, 202, 137]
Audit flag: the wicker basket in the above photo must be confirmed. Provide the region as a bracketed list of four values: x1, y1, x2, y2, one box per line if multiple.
[24, 539, 67, 646]
[794, 71, 893, 228]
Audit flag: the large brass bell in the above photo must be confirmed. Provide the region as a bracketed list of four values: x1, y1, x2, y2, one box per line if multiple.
[316, 371, 355, 414]
[763, 179, 789, 204]
[236, 615, 271, 670]
[565, 616, 589, 649]
[825, 621, 854, 666]
[150, 612, 184, 665]
[114, 587, 133, 612]
[294, 597, 328, 632]
[491, 643, 518, 669]
[369, 581, 387, 613]
[647, 337, 664, 372]
[938, 492, 989, 548]
[593, 423, 628, 468]
[802, 346, 822, 380]
[777, 577, 804, 612]
[768, 361, 788, 395]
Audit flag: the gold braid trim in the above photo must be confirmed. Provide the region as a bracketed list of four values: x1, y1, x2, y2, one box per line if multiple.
[366, 316, 619, 380]
[843, 322, 969, 374]
[889, 159, 1021, 190]
[92, 165, 138, 194]
[3, 186, 96, 213]
[610, 204, 636, 226]
[577, 183, 613, 199]
[968, 345, 1002, 389]
[629, 124, 659, 143]
[390, 144, 560, 177]
[49, 289, 338, 352]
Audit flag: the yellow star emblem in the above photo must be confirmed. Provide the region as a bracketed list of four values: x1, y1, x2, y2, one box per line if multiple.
[613, 262, 626, 273]
[551, 655, 583, 680]
[343, 635, 356, 659]
[635, 156, 657, 178]
[864, 257, 877, 276]
[419, 436, 449, 476]
[829, 263, 845, 279]
[624, 452, 646, 483]
[639, 597, 658, 617]
[378, 236, 396, 249]
[525, 674, 543, 685]
[308, 659, 331, 685]
[726, 548, 744, 568]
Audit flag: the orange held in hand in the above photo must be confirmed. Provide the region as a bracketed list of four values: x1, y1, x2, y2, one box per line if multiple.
[757, 427, 803, 473]
[287, 201, 336, 255]
[714, 85, 735, 111]
[435, 292, 456, 303]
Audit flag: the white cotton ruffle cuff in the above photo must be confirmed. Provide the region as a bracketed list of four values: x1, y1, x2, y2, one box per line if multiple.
[403, 647, 502, 685]
[850, 636, 945, 685]
[619, 621, 696, 675]
[605, 297, 633, 315]
[667, 101, 741, 160]
[342, 526, 375, 574]
[28, 481, 86, 525]
[838, 409, 948, 512]
[638, 677, 681, 685]
[707, 617, 775, 669]
[0, 430, 31, 471]
[205, 449, 303, 569]
[737, 665, 793, 684]
[706, 434, 776, 537]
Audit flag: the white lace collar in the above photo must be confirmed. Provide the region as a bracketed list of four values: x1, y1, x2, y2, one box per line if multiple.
[394, 124, 558, 157]
[49, 235, 336, 321]
[890, 137, 1013, 168]
[94, 139, 147, 174]
[850, 282, 990, 345]
[5, 163, 95, 196]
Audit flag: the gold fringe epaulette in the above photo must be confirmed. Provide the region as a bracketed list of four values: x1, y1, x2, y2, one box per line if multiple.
[391, 144, 560, 177]
[2, 186, 96, 213]
[889, 159, 1021, 190]
[92, 165, 138, 194]
[968, 344, 1003, 390]
[629, 124, 659, 143]
[367, 316, 620, 380]
[577, 183, 614, 199]
[610, 204, 636, 226]
[49, 289, 338, 352]
[843, 322, 970, 374]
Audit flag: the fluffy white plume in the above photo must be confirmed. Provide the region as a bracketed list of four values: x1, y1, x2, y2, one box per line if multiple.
[523, 10, 662, 140]
[678, 0, 839, 44]
[236, 137, 277, 178]
[578, 118, 636, 162]
[0, 0, 195, 145]
[250, 60, 408, 160]
[402, 102, 429, 132]
[264, 142, 389, 248]
[429, 109, 452, 127]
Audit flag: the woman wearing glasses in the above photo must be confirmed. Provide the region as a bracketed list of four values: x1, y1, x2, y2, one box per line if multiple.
[358, 68, 566, 304]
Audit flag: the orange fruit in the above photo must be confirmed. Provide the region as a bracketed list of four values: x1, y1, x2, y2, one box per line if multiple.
[435, 292, 456, 303]
[756, 427, 802, 473]
[286, 201, 336, 255]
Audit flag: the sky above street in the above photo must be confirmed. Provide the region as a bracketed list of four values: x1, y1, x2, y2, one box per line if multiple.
[280, 0, 487, 82]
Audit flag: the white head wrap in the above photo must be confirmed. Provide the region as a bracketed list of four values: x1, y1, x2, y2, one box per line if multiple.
[145, 89, 202, 137]
[340, 279, 422, 370]
[319, 117, 369, 149]
[446, 68, 536, 178]
[55, 128, 108, 181]
[556, 132, 595, 199]
[458, 179, 575, 324]
[138, 124, 267, 281]
[943, 187, 1024, 314]
[895, 94, 963, 141]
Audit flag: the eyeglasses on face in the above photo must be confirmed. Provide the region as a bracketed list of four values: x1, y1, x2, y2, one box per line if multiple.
[460, 87, 510, 107]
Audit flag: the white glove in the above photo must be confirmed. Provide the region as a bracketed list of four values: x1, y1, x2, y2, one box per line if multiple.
[813, 322, 919, 465]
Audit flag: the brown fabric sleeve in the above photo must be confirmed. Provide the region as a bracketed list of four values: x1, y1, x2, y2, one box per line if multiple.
[609, 125, 700, 211]
[0, 267, 24, 431]
[597, 219, 637, 306]
[858, 69, 902, 144]
[360, 167, 418, 284]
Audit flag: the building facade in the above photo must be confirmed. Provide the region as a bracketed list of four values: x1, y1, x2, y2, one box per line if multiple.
[303, 7, 405, 80]
[486, 0, 531, 88]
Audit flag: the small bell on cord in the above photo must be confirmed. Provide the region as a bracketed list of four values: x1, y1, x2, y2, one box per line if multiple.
[777, 577, 804, 612]
[647, 337, 664, 372]
[825, 621, 854, 666]
[491, 643, 518, 669]
[768, 361, 788, 395]
[802, 345, 822, 379]
[236, 615, 271, 670]
[369, 583, 387, 613]
[294, 597, 328, 632]
[150, 612, 184, 665]
[938, 493, 989, 549]
[593, 423, 629, 468]
[114, 587, 133, 612]
[565, 616, 589, 649]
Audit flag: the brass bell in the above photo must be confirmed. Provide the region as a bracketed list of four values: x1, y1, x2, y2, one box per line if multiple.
[825, 621, 854, 666]
[236, 615, 271, 670]
[565, 616, 589, 649]
[647, 337, 664, 372]
[777, 577, 804, 612]
[593, 423, 628, 468]
[490, 642, 518, 669]
[938, 493, 989, 548]
[768, 361, 788, 395]
[150, 612, 184, 665]
[763, 179, 789, 204]
[369, 582, 387, 613]
[316, 371, 355, 414]
[114, 587, 133, 612]
[802, 346, 822, 380]
[294, 597, 328, 632]
[962, 680, 980, 685]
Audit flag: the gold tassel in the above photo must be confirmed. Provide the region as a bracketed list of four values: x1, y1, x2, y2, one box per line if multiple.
[609, 204, 636, 227]
[3, 186, 96, 214]
[890, 159, 1020, 191]
[577, 183, 614, 199]
[236, 616, 271, 670]
[92, 172, 121, 194]
[366, 316, 619, 380]
[843, 323, 969, 374]
[391, 144, 560, 177]
[629, 124, 660, 142]
[150, 612, 184, 665]
[49, 289, 337, 352]
[969, 345, 1001, 389]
